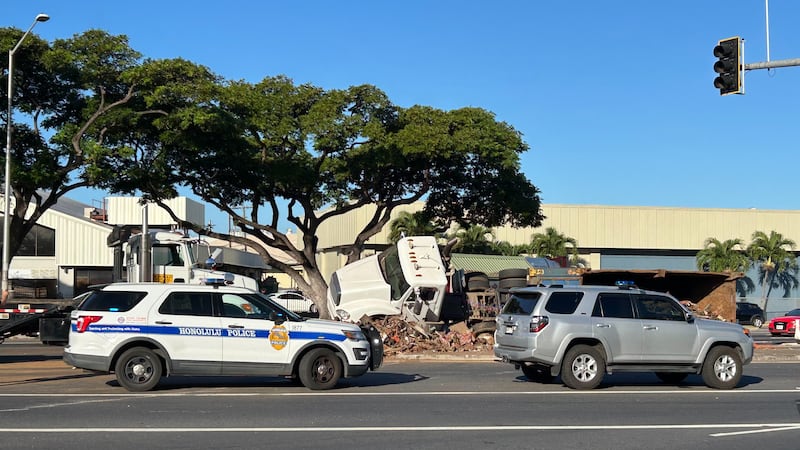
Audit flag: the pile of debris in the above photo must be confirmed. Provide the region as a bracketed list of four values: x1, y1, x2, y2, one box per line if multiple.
[366, 316, 490, 356]
[680, 300, 728, 322]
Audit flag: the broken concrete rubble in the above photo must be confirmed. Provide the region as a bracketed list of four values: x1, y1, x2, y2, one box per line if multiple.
[367, 316, 492, 356]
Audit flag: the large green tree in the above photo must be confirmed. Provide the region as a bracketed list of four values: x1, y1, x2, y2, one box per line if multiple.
[0, 29, 156, 305]
[747, 231, 798, 312]
[102, 76, 544, 316]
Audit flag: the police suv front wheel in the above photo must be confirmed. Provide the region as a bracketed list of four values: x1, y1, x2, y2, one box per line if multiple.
[115, 347, 162, 392]
[298, 348, 342, 390]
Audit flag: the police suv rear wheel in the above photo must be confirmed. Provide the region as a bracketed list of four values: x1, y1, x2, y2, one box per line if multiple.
[115, 347, 162, 392]
[298, 348, 342, 390]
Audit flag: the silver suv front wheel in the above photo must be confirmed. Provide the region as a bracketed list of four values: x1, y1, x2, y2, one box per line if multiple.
[561, 344, 605, 390]
[701, 346, 742, 389]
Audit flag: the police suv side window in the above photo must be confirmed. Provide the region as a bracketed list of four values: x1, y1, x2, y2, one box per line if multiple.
[159, 292, 214, 316]
[544, 291, 584, 314]
[592, 293, 634, 318]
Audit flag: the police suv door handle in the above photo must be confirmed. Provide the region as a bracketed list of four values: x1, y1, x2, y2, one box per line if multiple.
[155, 320, 172, 325]
[596, 323, 611, 328]
[228, 324, 244, 329]
[643, 325, 658, 330]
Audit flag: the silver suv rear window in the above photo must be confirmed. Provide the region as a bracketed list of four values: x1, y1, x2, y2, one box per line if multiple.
[501, 292, 542, 315]
[544, 291, 584, 314]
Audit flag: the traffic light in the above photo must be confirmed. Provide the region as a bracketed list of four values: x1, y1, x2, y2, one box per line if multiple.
[713, 37, 743, 95]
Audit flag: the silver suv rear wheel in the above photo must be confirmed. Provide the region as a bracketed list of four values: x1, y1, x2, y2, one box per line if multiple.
[561, 344, 605, 389]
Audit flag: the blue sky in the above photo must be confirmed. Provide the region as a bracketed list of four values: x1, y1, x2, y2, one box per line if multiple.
[8, 1, 800, 234]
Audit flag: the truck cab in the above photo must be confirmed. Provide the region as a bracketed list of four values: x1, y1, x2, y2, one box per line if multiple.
[116, 229, 259, 291]
[327, 236, 448, 323]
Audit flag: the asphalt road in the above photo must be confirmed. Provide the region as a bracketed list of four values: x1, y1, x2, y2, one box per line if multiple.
[1, 341, 799, 449]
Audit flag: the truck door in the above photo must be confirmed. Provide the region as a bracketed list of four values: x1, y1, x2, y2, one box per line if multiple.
[151, 244, 190, 283]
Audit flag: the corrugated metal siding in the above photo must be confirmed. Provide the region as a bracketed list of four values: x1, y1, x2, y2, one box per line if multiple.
[105, 197, 204, 226]
[449, 253, 529, 278]
[36, 208, 114, 266]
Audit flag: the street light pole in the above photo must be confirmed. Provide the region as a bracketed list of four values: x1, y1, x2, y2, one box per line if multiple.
[2, 13, 49, 306]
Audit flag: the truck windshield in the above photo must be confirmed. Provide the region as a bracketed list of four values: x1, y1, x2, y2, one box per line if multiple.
[378, 245, 410, 301]
[184, 242, 201, 265]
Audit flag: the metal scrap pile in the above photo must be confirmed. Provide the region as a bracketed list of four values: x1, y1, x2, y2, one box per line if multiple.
[366, 316, 488, 356]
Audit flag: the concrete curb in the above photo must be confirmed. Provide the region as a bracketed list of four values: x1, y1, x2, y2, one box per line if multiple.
[389, 344, 800, 362]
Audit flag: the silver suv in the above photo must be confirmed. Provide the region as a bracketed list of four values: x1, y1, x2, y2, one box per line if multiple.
[494, 283, 753, 389]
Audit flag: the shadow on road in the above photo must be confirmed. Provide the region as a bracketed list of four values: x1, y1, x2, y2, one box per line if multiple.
[105, 371, 428, 391]
[513, 373, 764, 389]
[0, 354, 63, 364]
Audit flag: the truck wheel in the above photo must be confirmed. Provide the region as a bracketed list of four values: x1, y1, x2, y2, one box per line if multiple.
[298, 348, 342, 390]
[471, 322, 496, 345]
[655, 372, 688, 384]
[751, 316, 763, 328]
[561, 344, 605, 390]
[498, 277, 526, 289]
[522, 363, 554, 383]
[499, 268, 528, 279]
[701, 346, 742, 389]
[115, 347, 162, 392]
[466, 273, 490, 292]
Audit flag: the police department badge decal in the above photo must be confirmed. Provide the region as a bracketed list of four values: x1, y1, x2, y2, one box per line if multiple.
[269, 325, 289, 350]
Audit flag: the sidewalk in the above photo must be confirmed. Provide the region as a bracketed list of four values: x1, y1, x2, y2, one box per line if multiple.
[389, 343, 800, 362]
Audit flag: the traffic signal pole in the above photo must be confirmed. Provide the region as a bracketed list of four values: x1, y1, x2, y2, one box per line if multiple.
[714, 1, 800, 95]
[745, 58, 800, 70]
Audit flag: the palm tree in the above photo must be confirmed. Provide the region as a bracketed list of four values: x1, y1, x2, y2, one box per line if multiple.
[491, 240, 532, 256]
[530, 227, 578, 265]
[746, 230, 799, 312]
[448, 224, 496, 254]
[695, 237, 754, 297]
[388, 211, 439, 243]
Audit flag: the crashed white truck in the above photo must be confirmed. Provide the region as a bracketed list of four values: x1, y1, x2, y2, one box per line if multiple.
[326, 236, 497, 339]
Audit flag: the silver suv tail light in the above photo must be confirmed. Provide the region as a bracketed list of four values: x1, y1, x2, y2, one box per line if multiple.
[530, 315, 549, 332]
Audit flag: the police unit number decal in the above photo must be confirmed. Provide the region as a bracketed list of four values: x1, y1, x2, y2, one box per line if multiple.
[269, 325, 289, 350]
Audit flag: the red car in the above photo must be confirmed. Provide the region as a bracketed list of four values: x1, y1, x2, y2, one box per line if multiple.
[768, 308, 800, 336]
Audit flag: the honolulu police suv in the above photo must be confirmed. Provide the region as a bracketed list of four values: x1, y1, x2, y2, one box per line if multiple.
[63, 281, 383, 391]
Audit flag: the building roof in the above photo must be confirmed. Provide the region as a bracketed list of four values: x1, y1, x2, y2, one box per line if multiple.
[449, 253, 530, 278]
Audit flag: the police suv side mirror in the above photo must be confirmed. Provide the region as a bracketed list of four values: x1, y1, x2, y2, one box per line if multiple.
[270, 311, 286, 325]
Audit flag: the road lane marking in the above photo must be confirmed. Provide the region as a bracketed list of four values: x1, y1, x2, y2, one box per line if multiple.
[0, 423, 799, 433]
[711, 425, 800, 437]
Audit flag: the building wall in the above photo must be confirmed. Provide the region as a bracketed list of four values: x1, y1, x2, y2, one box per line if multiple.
[105, 197, 205, 227]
